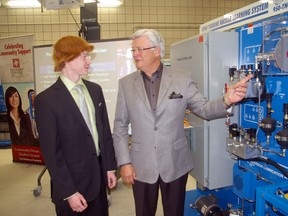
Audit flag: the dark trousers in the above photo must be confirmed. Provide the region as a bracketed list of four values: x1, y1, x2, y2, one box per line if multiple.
[132, 173, 188, 216]
[55, 156, 108, 216]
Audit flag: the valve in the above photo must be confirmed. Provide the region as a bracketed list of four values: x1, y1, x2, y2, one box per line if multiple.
[275, 103, 288, 149]
[260, 93, 276, 144]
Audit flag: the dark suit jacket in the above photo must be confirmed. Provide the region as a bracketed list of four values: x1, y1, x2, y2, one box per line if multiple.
[35, 78, 116, 204]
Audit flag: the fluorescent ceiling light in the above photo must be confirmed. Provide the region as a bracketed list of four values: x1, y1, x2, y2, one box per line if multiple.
[3, 0, 123, 8]
[259, 0, 273, 3]
[4, 0, 41, 8]
[84, 0, 123, 7]
[97, 0, 123, 7]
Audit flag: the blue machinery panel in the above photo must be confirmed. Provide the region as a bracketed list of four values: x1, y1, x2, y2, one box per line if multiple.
[256, 182, 288, 216]
[184, 13, 288, 216]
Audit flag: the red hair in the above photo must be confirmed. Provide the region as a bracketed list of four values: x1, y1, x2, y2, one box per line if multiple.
[53, 35, 94, 71]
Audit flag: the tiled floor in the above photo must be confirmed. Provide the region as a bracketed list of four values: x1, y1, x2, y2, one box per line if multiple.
[0, 148, 196, 216]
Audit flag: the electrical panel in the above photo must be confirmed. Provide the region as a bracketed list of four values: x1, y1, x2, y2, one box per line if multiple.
[171, 31, 239, 190]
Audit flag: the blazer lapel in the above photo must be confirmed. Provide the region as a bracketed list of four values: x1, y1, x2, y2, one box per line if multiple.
[157, 66, 173, 107]
[84, 80, 102, 126]
[133, 72, 152, 112]
[54, 78, 88, 128]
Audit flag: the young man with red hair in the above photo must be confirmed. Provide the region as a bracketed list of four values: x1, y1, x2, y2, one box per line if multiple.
[35, 35, 117, 216]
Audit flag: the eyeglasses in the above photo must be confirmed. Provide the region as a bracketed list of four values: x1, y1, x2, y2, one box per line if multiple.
[131, 46, 156, 54]
[80, 52, 97, 61]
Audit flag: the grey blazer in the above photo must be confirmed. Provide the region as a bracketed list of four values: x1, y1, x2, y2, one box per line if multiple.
[113, 65, 228, 184]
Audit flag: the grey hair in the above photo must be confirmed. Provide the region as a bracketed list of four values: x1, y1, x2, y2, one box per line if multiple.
[131, 29, 165, 58]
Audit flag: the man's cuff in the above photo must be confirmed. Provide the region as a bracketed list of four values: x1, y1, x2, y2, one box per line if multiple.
[223, 96, 233, 109]
[64, 192, 77, 200]
[120, 163, 131, 167]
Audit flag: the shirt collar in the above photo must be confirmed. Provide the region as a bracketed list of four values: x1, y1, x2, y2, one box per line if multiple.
[60, 74, 84, 91]
[140, 63, 163, 78]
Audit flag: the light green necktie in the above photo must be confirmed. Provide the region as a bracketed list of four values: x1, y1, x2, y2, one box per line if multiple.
[73, 84, 99, 155]
[74, 84, 93, 134]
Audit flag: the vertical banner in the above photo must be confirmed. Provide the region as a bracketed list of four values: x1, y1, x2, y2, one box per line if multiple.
[0, 35, 44, 164]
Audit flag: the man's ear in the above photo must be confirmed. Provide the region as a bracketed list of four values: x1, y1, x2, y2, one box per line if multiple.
[154, 46, 161, 57]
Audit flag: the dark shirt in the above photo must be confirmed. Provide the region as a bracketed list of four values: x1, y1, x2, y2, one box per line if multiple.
[141, 63, 163, 115]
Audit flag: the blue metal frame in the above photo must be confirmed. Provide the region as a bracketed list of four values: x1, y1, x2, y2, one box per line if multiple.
[256, 181, 288, 216]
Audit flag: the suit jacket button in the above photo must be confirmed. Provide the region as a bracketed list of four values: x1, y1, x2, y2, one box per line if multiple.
[154, 127, 158, 131]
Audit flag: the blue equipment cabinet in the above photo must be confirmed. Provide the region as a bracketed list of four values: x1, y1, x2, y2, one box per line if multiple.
[171, 2, 288, 216]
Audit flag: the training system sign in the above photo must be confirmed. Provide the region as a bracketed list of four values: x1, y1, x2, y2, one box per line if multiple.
[200, 0, 288, 33]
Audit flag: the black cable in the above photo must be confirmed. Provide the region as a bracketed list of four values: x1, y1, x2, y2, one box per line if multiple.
[68, 9, 81, 30]
[68, 8, 86, 39]
[243, 157, 288, 179]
